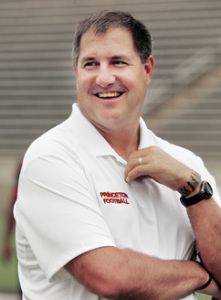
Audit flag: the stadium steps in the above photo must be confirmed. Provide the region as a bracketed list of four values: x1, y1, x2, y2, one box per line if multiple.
[145, 64, 221, 160]
[0, 0, 221, 157]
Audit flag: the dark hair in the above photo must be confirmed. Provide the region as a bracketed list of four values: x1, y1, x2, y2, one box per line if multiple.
[72, 10, 152, 65]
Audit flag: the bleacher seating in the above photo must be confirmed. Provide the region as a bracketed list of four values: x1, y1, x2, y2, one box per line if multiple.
[145, 65, 221, 160]
[0, 0, 221, 159]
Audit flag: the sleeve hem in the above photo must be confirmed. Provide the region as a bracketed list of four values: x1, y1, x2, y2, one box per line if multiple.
[45, 240, 116, 282]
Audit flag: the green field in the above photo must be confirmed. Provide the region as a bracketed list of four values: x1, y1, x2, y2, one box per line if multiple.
[0, 211, 20, 292]
[197, 294, 211, 300]
[0, 212, 211, 298]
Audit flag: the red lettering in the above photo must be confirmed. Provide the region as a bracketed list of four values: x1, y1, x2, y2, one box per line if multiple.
[100, 191, 130, 205]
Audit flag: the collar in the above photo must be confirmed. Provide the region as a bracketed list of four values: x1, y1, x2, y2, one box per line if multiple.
[139, 117, 154, 150]
[66, 103, 155, 160]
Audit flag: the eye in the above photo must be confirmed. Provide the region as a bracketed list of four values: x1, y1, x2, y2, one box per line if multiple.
[112, 60, 127, 66]
[84, 61, 97, 68]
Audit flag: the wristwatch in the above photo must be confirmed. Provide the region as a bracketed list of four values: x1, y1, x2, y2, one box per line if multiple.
[180, 181, 213, 207]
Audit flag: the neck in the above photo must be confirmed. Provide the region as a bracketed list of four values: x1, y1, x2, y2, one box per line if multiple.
[96, 122, 140, 161]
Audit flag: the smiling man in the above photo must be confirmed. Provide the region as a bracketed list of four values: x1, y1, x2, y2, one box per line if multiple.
[14, 10, 221, 300]
[74, 26, 153, 149]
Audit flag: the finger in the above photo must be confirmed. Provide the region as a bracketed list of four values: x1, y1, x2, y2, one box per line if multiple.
[125, 156, 146, 182]
[125, 163, 152, 183]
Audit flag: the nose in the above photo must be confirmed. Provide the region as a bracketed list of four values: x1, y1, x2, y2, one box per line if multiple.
[96, 65, 116, 88]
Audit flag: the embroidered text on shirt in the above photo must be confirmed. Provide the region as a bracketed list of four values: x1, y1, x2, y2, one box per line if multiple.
[100, 192, 130, 204]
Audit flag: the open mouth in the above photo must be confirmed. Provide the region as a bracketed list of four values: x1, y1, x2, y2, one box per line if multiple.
[94, 92, 124, 99]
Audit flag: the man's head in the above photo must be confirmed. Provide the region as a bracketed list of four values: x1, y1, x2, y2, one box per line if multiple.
[72, 10, 152, 66]
[72, 10, 154, 134]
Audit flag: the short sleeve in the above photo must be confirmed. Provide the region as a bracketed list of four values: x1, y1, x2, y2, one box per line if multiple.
[16, 153, 116, 281]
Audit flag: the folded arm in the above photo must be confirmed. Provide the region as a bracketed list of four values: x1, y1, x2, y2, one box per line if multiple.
[65, 246, 220, 299]
[125, 146, 221, 285]
[187, 197, 221, 283]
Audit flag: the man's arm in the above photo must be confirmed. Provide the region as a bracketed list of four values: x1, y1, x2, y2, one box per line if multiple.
[125, 146, 221, 284]
[65, 246, 219, 299]
[187, 197, 221, 282]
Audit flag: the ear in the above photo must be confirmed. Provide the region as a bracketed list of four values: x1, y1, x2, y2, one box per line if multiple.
[144, 55, 154, 86]
[73, 62, 78, 79]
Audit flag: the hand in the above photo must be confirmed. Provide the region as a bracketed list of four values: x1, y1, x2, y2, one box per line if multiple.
[125, 146, 191, 191]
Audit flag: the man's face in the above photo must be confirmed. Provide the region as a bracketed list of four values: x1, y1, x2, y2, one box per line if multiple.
[74, 27, 154, 131]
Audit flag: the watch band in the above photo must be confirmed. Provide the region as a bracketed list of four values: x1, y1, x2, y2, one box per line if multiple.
[180, 181, 213, 208]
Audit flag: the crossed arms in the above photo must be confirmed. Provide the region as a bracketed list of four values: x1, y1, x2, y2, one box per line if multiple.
[65, 146, 221, 299]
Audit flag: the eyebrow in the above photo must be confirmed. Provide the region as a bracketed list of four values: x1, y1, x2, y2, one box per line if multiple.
[82, 54, 128, 61]
[80, 56, 95, 64]
[111, 55, 129, 60]
[80, 55, 129, 64]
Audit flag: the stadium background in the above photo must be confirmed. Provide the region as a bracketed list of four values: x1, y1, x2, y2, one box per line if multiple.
[0, 0, 221, 299]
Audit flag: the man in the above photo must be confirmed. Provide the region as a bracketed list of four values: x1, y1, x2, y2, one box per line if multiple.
[2, 159, 22, 299]
[14, 10, 221, 300]
[2, 160, 22, 261]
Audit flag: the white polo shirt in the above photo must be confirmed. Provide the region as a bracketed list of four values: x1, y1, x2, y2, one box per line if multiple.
[15, 104, 220, 300]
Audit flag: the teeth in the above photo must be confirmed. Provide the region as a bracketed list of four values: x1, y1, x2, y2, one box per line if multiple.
[98, 92, 120, 98]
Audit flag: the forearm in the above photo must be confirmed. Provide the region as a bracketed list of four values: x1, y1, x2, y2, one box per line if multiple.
[66, 246, 209, 300]
[114, 249, 208, 300]
[187, 197, 221, 283]
[124, 146, 221, 291]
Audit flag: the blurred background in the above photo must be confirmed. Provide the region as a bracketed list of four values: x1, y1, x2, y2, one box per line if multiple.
[0, 0, 220, 299]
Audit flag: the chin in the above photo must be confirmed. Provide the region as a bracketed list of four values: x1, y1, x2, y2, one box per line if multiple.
[98, 109, 124, 121]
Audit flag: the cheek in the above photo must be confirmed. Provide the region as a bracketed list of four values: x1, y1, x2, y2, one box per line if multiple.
[77, 72, 95, 88]
[124, 68, 146, 86]
[134, 79, 148, 101]
[137, 69, 149, 90]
